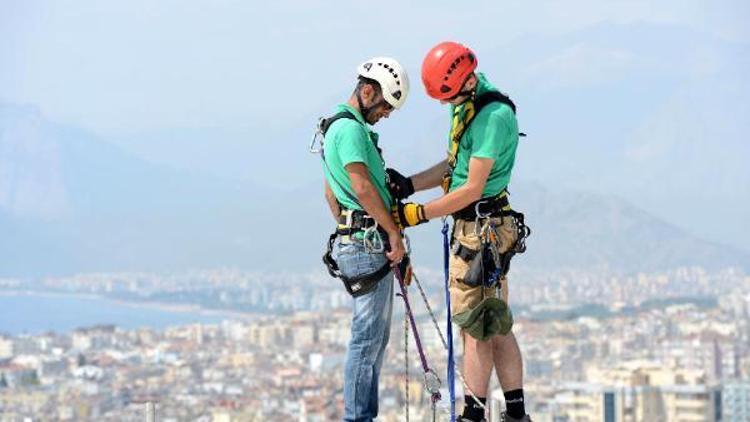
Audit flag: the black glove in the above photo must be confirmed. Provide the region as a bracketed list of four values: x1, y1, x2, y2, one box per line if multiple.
[386, 168, 415, 200]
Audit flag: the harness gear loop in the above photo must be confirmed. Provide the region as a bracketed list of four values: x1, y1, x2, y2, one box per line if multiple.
[362, 224, 385, 253]
[473, 199, 494, 237]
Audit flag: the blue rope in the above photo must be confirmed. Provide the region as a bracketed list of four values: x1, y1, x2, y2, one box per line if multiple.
[442, 220, 456, 421]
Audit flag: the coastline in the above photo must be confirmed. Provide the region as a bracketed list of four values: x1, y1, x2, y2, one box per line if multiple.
[0, 289, 257, 321]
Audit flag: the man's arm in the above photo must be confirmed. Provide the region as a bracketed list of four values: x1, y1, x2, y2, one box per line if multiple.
[323, 180, 340, 221]
[410, 159, 449, 192]
[422, 157, 493, 220]
[346, 162, 405, 263]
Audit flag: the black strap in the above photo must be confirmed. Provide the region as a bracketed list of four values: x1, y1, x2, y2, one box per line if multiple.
[319, 111, 368, 207]
[475, 90, 517, 114]
[452, 193, 511, 221]
[322, 231, 392, 297]
[474, 91, 526, 138]
[454, 243, 479, 261]
[320, 111, 358, 137]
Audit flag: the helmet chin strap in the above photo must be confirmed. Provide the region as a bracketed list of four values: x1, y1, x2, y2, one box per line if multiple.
[452, 89, 475, 106]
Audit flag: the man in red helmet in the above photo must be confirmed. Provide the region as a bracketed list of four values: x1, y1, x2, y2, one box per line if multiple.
[388, 41, 531, 422]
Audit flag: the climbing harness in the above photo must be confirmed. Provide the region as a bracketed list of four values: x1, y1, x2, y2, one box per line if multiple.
[451, 194, 531, 289]
[312, 111, 395, 297]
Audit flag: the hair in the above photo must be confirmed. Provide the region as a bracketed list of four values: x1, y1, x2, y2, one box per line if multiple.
[353, 76, 382, 97]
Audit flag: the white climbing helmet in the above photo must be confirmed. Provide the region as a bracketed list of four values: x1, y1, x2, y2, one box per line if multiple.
[357, 57, 409, 109]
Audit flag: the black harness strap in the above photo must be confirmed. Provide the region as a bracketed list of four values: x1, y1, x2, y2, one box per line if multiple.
[474, 91, 526, 137]
[323, 231, 392, 297]
[475, 90, 517, 114]
[320, 111, 357, 137]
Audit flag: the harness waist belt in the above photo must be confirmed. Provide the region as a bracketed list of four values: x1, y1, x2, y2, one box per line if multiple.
[452, 193, 511, 221]
[337, 209, 380, 235]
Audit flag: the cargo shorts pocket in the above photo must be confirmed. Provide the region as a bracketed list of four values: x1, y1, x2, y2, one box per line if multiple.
[449, 220, 496, 317]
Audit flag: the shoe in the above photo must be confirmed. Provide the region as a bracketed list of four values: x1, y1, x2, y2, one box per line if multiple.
[458, 417, 486, 422]
[500, 413, 532, 422]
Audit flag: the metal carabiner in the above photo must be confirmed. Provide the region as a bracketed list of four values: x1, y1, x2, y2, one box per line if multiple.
[473, 199, 492, 237]
[424, 368, 442, 396]
[363, 224, 385, 253]
[309, 117, 324, 154]
[403, 233, 412, 255]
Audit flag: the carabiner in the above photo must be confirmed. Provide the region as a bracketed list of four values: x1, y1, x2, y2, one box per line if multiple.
[473, 199, 492, 237]
[363, 224, 385, 253]
[309, 117, 324, 154]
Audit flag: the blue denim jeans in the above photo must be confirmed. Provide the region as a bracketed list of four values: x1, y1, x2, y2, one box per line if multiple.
[335, 239, 394, 422]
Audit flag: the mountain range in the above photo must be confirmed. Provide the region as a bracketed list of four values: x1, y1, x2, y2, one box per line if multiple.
[0, 102, 747, 277]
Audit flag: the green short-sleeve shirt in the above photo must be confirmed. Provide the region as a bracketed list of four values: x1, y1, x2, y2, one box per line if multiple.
[322, 104, 393, 211]
[448, 73, 519, 197]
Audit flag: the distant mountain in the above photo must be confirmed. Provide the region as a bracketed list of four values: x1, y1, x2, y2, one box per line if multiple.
[509, 181, 750, 272]
[0, 103, 267, 276]
[0, 102, 747, 277]
[99, 23, 750, 254]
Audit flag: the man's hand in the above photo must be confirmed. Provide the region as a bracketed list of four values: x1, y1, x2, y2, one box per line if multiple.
[392, 202, 428, 229]
[386, 168, 415, 200]
[386, 230, 406, 265]
[397, 255, 413, 286]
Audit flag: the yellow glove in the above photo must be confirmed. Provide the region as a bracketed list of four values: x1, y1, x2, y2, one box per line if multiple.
[392, 202, 428, 229]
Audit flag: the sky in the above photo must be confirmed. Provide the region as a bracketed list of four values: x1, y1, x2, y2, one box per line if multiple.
[1, 0, 749, 254]
[1, 0, 747, 134]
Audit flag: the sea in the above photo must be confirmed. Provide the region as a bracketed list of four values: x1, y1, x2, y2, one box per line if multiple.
[0, 292, 230, 335]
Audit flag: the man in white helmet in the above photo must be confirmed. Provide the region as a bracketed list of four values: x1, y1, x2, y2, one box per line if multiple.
[319, 57, 409, 421]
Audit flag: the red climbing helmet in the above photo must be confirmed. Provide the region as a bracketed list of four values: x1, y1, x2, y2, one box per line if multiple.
[421, 41, 477, 100]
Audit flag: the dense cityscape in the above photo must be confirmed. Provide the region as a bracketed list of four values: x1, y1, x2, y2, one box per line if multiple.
[1, 265, 748, 421]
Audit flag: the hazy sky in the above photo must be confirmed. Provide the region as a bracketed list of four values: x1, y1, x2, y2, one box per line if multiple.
[1, 0, 747, 134]
[2, 1, 749, 253]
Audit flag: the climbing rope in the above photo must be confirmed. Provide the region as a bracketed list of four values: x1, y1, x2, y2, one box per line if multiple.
[411, 271, 487, 414]
[394, 266, 442, 419]
[404, 310, 409, 422]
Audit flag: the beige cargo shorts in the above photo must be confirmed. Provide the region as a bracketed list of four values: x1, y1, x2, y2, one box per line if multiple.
[449, 215, 518, 317]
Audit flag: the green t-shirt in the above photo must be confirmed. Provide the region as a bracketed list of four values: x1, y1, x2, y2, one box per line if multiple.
[448, 73, 519, 197]
[322, 104, 393, 211]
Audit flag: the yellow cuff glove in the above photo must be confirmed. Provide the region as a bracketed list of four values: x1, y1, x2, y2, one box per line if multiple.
[392, 202, 428, 229]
